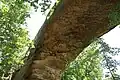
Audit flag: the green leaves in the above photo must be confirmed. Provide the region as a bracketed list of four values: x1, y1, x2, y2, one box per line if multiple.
[0, 0, 31, 79]
[109, 2, 120, 26]
[62, 41, 103, 80]
[99, 39, 120, 80]
[62, 38, 120, 80]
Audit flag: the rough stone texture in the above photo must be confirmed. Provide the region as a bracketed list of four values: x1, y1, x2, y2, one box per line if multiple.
[12, 0, 119, 80]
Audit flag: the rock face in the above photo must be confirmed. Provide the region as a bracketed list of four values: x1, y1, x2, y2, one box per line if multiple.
[12, 0, 119, 80]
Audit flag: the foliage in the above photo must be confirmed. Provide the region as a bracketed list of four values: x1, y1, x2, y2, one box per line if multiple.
[0, 0, 31, 79]
[24, 0, 52, 12]
[109, 2, 120, 26]
[62, 38, 120, 80]
[61, 41, 103, 80]
[98, 39, 120, 80]
[25, 0, 61, 13]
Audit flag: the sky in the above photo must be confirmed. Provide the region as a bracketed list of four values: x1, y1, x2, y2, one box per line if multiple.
[102, 26, 120, 48]
[26, 10, 46, 40]
[26, 0, 56, 40]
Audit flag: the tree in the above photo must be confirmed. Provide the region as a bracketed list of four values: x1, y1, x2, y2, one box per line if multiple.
[12, 0, 120, 80]
[98, 39, 120, 80]
[0, 0, 31, 80]
[62, 41, 103, 80]
[61, 38, 120, 80]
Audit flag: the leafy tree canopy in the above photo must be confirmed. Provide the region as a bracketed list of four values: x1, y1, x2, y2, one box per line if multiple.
[62, 38, 120, 80]
[62, 40, 103, 80]
[0, 0, 31, 79]
[98, 39, 120, 80]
